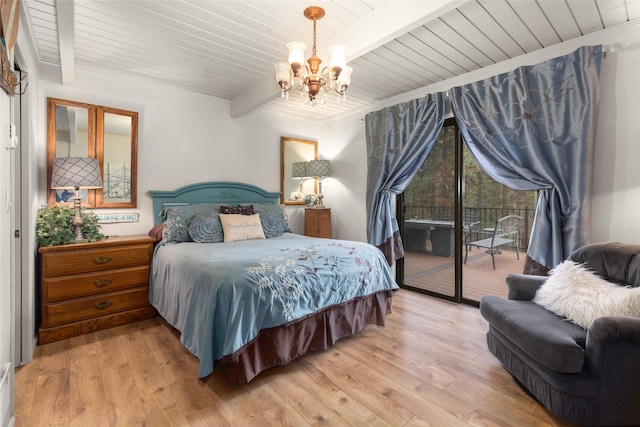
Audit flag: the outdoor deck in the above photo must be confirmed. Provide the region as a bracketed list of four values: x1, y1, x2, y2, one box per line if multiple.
[404, 243, 526, 301]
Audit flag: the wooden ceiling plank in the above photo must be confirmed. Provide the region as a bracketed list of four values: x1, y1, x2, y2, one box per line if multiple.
[427, 18, 493, 69]
[628, 0, 640, 19]
[536, 2, 580, 42]
[597, 0, 630, 27]
[566, 0, 606, 34]
[384, 38, 453, 82]
[439, 10, 509, 64]
[401, 26, 471, 76]
[457, 1, 525, 58]
[477, 0, 543, 53]
[507, 2, 562, 47]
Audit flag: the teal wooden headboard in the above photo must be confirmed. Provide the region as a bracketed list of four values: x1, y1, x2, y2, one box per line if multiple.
[149, 181, 282, 225]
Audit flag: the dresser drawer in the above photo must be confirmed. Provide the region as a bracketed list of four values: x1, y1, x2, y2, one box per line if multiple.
[43, 265, 150, 301]
[41, 243, 152, 277]
[43, 287, 150, 328]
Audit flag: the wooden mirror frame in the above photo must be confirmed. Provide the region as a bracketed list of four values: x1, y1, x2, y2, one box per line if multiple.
[47, 98, 138, 208]
[280, 136, 318, 205]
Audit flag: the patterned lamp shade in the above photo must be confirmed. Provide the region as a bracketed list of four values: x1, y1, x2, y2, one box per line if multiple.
[291, 161, 309, 178]
[308, 159, 331, 178]
[51, 157, 103, 189]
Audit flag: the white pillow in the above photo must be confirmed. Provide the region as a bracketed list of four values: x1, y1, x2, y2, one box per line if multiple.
[533, 260, 640, 329]
[219, 213, 266, 243]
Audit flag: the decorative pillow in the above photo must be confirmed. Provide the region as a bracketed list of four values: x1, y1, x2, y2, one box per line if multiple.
[219, 213, 266, 243]
[533, 260, 640, 329]
[160, 204, 218, 222]
[253, 204, 292, 238]
[220, 205, 254, 215]
[188, 210, 223, 243]
[162, 218, 190, 244]
[160, 204, 218, 243]
[148, 223, 164, 242]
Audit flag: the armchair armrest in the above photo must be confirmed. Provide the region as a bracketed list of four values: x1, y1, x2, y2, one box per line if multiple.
[587, 316, 640, 346]
[584, 316, 640, 415]
[506, 274, 548, 301]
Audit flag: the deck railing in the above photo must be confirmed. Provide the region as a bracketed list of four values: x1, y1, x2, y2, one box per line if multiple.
[404, 205, 534, 251]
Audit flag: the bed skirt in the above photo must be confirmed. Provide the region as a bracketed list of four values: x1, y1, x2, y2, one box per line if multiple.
[217, 290, 395, 384]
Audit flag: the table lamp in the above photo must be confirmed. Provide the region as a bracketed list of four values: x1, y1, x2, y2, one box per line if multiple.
[308, 159, 331, 208]
[50, 157, 103, 243]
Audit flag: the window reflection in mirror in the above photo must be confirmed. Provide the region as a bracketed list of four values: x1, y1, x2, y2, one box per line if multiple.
[280, 136, 318, 205]
[47, 98, 138, 208]
[47, 99, 96, 206]
[97, 107, 137, 207]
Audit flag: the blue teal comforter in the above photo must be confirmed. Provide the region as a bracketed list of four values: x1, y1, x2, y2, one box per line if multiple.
[149, 232, 398, 377]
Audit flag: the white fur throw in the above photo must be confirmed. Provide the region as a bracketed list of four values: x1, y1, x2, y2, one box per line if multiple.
[533, 260, 640, 329]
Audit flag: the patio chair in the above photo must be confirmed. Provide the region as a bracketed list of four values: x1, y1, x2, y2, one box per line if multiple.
[464, 215, 521, 269]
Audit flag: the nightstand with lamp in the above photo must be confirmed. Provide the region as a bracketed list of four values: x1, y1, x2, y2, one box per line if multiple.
[39, 157, 156, 344]
[305, 159, 332, 238]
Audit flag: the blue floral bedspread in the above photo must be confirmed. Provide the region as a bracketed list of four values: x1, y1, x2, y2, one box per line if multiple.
[149, 232, 398, 377]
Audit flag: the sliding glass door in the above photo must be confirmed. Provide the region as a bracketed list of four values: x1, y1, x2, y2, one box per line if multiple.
[398, 119, 535, 305]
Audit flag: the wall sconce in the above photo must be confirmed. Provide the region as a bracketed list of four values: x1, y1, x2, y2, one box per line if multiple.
[50, 157, 103, 243]
[308, 159, 331, 208]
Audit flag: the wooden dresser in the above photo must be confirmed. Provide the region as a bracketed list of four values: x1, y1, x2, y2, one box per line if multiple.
[304, 207, 331, 238]
[38, 234, 157, 344]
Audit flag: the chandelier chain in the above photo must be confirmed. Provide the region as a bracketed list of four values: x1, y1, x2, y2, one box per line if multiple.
[312, 18, 317, 57]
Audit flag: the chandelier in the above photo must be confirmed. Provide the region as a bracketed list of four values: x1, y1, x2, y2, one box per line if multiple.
[274, 6, 353, 107]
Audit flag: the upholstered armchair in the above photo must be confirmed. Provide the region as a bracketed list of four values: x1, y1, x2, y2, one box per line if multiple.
[480, 242, 640, 426]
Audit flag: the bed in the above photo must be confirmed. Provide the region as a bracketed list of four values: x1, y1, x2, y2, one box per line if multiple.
[148, 181, 398, 383]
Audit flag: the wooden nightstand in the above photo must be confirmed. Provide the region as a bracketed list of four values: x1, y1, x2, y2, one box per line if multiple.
[38, 234, 157, 344]
[304, 207, 331, 238]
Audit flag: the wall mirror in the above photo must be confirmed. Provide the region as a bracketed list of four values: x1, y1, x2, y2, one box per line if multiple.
[280, 136, 318, 205]
[47, 98, 138, 208]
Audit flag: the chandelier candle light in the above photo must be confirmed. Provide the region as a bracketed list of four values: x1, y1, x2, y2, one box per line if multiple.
[275, 6, 353, 106]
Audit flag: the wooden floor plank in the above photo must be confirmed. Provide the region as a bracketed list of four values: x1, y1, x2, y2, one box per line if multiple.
[15, 290, 574, 426]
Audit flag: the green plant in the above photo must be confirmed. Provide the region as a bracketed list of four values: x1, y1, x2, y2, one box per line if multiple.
[36, 205, 105, 246]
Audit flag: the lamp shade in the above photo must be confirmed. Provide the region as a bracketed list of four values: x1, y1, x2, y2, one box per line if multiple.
[308, 159, 331, 178]
[291, 161, 309, 178]
[51, 157, 103, 189]
[287, 41, 306, 66]
[275, 61, 291, 84]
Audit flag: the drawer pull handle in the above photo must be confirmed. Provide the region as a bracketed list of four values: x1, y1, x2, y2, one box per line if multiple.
[93, 256, 112, 264]
[94, 300, 113, 310]
[94, 278, 113, 288]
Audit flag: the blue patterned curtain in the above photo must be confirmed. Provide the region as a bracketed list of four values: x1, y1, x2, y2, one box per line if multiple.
[365, 93, 446, 265]
[451, 45, 602, 273]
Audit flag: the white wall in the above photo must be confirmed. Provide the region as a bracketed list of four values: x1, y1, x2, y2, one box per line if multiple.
[590, 26, 640, 243]
[320, 22, 640, 245]
[38, 74, 322, 236]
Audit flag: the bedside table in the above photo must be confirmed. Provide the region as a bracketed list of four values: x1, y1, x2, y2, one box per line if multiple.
[38, 234, 157, 344]
[304, 207, 331, 238]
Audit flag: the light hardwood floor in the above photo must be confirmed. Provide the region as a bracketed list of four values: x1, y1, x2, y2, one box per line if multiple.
[15, 290, 572, 426]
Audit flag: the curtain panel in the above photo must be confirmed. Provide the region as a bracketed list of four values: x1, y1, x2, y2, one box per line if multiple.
[365, 93, 446, 265]
[451, 45, 603, 273]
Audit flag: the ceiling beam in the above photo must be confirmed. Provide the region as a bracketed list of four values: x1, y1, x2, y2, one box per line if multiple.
[229, 0, 471, 118]
[55, 0, 74, 84]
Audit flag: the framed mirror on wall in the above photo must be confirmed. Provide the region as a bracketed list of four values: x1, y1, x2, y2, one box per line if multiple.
[47, 98, 138, 208]
[280, 136, 318, 205]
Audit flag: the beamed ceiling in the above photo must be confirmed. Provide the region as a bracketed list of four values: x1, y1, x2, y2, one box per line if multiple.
[22, 0, 640, 121]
